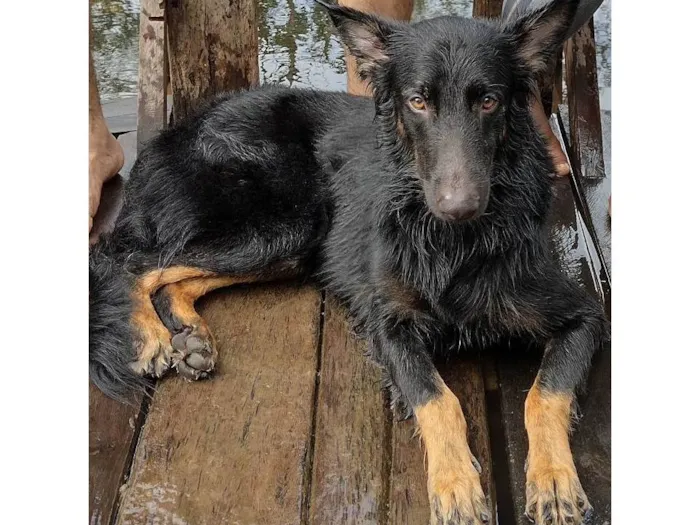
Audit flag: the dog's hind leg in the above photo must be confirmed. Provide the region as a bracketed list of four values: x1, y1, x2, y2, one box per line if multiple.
[521, 286, 608, 525]
[152, 260, 306, 380]
[153, 276, 239, 380]
[129, 266, 215, 377]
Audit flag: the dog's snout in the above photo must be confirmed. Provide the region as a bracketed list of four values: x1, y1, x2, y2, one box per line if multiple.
[436, 192, 480, 221]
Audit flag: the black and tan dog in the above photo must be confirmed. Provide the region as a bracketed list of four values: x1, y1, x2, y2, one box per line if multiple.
[89, 1, 607, 523]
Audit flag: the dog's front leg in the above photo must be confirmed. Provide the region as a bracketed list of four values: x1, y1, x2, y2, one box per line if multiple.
[372, 321, 491, 525]
[524, 312, 606, 525]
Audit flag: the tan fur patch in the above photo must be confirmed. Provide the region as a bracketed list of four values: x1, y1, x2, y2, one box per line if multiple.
[163, 275, 241, 328]
[414, 381, 488, 523]
[129, 288, 175, 377]
[129, 267, 213, 376]
[524, 381, 573, 469]
[524, 379, 590, 522]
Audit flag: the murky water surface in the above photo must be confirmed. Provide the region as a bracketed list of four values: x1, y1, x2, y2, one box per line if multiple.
[91, 0, 610, 101]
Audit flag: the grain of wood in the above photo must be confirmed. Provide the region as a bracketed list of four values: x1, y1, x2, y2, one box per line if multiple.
[389, 359, 496, 524]
[472, 0, 503, 19]
[115, 284, 321, 525]
[564, 19, 604, 180]
[166, 0, 259, 122]
[309, 298, 392, 525]
[89, 385, 144, 525]
[136, 14, 168, 151]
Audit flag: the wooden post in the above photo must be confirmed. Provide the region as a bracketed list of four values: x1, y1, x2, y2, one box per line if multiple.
[166, 0, 259, 123]
[473, 0, 503, 19]
[564, 18, 605, 179]
[137, 0, 169, 151]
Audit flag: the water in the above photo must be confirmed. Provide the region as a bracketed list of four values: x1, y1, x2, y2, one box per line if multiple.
[90, 0, 611, 101]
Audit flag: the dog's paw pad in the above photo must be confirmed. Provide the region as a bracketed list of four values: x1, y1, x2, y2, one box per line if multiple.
[171, 326, 216, 381]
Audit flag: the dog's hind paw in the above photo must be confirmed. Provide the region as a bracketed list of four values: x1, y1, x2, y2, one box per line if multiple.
[129, 331, 175, 378]
[170, 325, 217, 381]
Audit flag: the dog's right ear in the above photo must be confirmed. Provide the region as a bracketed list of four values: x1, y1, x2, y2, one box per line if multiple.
[316, 1, 400, 80]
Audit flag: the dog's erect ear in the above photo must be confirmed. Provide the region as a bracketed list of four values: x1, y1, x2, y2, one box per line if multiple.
[502, 0, 578, 74]
[316, 1, 400, 79]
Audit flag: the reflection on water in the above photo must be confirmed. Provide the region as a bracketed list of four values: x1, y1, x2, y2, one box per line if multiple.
[91, 0, 139, 101]
[91, 0, 609, 100]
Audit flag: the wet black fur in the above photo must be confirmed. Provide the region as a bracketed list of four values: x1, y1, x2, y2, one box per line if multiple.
[90, 0, 607, 411]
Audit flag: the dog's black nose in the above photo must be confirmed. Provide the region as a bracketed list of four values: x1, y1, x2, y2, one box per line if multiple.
[437, 193, 480, 221]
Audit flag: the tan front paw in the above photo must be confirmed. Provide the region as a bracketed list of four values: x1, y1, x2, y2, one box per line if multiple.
[525, 463, 591, 525]
[428, 464, 491, 525]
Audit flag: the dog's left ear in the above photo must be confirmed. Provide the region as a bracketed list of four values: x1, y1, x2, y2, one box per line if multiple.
[502, 0, 579, 74]
[316, 1, 401, 80]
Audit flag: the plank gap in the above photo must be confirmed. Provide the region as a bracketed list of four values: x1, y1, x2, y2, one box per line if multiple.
[108, 392, 152, 525]
[300, 291, 327, 525]
[482, 359, 517, 525]
[380, 387, 394, 525]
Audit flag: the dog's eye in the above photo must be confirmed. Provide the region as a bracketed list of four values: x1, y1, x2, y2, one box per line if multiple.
[408, 96, 427, 112]
[480, 95, 499, 113]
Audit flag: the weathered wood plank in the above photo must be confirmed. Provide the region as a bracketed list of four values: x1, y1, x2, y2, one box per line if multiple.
[563, 17, 611, 272]
[389, 359, 496, 524]
[565, 19, 604, 181]
[136, 14, 168, 151]
[309, 298, 391, 525]
[89, 386, 145, 525]
[166, 0, 259, 121]
[115, 284, 321, 525]
[498, 143, 611, 524]
[472, 0, 503, 19]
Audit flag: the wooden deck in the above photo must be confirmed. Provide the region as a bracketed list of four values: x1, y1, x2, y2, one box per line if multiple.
[89, 1, 611, 524]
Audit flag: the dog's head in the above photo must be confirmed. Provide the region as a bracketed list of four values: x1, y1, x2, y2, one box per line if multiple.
[321, 0, 578, 222]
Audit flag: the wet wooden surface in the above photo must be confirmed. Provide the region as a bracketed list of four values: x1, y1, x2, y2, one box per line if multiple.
[116, 285, 322, 525]
[563, 17, 611, 273]
[89, 385, 144, 525]
[309, 298, 391, 525]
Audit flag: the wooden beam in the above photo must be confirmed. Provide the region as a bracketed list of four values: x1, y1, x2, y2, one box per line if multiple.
[166, 0, 259, 122]
[137, 0, 168, 151]
[564, 18, 605, 180]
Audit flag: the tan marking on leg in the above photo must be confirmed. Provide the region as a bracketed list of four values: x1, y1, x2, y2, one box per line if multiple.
[158, 276, 242, 380]
[129, 267, 213, 377]
[137, 266, 215, 293]
[129, 287, 174, 377]
[164, 275, 246, 327]
[154, 262, 305, 380]
[415, 379, 490, 525]
[524, 379, 591, 524]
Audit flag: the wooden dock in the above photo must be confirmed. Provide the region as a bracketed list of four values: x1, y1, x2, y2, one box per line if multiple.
[89, 0, 611, 523]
